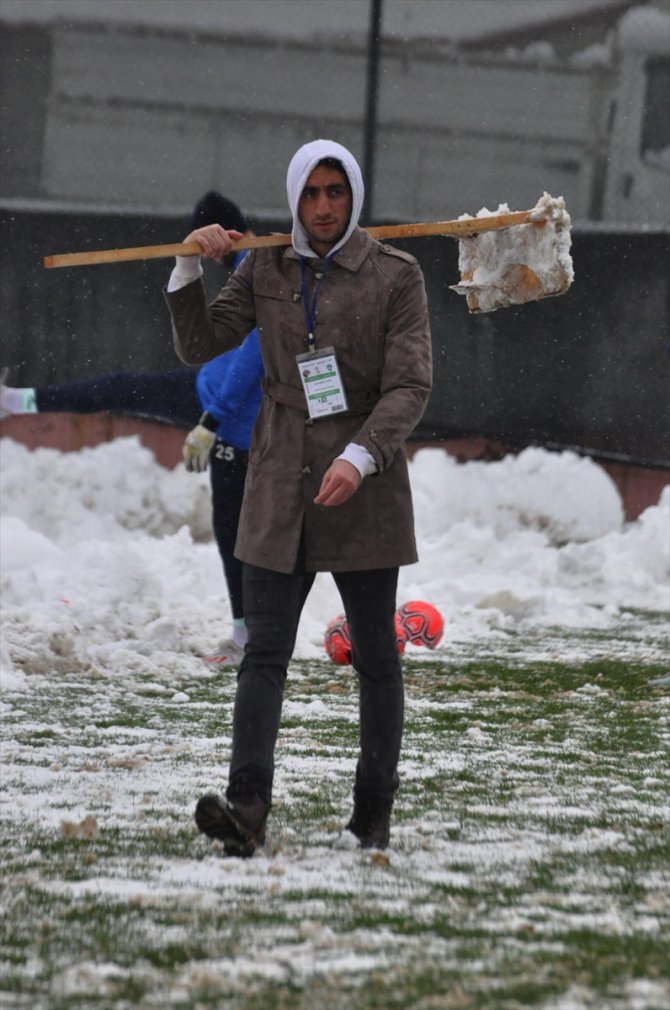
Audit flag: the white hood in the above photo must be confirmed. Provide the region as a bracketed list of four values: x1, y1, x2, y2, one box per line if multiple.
[286, 139, 365, 258]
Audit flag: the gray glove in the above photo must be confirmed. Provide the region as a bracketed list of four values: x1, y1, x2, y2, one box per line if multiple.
[183, 413, 218, 472]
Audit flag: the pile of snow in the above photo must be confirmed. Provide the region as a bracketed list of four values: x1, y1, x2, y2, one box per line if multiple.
[617, 5, 670, 55]
[1, 436, 668, 689]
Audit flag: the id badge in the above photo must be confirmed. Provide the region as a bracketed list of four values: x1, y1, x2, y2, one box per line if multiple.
[296, 347, 348, 419]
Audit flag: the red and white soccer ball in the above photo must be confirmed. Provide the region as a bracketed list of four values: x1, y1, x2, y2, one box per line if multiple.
[395, 600, 444, 649]
[324, 613, 408, 665]
[324, 614, 352, 665]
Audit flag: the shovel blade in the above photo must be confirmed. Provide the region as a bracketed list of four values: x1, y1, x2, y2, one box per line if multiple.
[450, 194, 574, 313]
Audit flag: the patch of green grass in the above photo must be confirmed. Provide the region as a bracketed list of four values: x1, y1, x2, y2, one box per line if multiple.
[2, 627, 668, 1010]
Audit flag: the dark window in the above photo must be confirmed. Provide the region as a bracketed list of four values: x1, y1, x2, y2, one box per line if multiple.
[641, 57, 670, 159]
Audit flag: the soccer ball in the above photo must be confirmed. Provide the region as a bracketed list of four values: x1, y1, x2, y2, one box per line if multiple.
[396, 600, 444, 649]
[324, 614, 352, 665]
[324, 613, 408, 664]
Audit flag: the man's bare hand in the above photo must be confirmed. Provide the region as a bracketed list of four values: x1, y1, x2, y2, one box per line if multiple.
[183, 225, 244, 262]
[314, 459, 361, 506]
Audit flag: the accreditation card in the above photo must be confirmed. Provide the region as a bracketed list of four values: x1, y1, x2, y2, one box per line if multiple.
[296, 347, 349, 419]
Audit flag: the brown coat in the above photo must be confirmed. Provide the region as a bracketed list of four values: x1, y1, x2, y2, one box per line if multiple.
[166, 227, 432, 573]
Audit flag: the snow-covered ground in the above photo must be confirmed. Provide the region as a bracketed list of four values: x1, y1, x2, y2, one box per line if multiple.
[1, 436, 668, 1009]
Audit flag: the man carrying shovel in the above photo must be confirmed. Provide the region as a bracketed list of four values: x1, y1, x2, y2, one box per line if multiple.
[165, 138, 432, 855]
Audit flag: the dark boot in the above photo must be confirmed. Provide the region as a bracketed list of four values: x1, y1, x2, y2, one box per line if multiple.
[346, 793, 393, 849]
[195, 781, 270, 858]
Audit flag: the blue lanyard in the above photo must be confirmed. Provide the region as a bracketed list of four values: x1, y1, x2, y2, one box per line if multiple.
[300, 254, 334, 353]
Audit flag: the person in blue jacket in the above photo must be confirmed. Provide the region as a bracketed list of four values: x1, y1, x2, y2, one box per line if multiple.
[0, 192, 263, 667]
[183, 289, 263, 666]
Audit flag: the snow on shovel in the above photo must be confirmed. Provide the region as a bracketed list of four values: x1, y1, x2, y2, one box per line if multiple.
[449, 193, 573, 313]
[43, 192, 573, 314]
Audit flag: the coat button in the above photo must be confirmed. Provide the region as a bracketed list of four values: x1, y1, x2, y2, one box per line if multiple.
[315, 272, 323, 280]
[301, 465, 312, 475]
[304, 417, 314, 426]
[293, 292, 301, 302]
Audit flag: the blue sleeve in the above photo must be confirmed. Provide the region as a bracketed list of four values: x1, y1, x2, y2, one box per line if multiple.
[195, 328, 264, 450]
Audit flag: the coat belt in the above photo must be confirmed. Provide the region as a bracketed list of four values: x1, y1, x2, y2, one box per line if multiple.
[261, 377, 379, 417]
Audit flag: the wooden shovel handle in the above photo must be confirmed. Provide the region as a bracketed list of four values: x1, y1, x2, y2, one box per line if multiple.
[366, 210, 536, 241]
[43, 209, 537, 269]
[43, 236, 291, 269]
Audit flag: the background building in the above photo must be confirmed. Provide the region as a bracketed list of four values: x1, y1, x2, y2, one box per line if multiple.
[1, 0, 668, 223]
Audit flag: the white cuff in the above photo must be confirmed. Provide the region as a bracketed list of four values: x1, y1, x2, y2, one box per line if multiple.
[336, 442, 378, 479]
[167, 255, 203, 292]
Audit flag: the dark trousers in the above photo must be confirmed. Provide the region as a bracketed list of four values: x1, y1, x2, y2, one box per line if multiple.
[230, 554, 403, 805]
[35, 369, 201, 428]
[208, 439, 248, 621]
